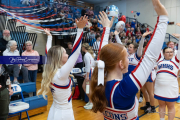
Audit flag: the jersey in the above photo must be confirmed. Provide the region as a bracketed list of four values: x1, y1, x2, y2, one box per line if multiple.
[124, 53, 141, 77]
[45, 29, 83, 120]
[100, 16, 168, 120]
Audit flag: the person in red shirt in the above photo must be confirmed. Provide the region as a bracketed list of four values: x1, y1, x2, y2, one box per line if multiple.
[146, 25, 150, 32]
[126, 27, 131, 36]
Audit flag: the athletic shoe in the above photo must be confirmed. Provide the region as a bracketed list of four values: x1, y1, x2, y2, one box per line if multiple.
[13, 81, 20, 84]
[84, 103, 93, 110]
[139, 97, 143, 103]
[144, 107, 156, 113]
[177, 96, 180, 103]
[140, 105, 150, 110]
[84, 102, 90, 107]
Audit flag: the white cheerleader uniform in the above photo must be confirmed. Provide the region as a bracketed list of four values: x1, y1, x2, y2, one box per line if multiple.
[46, 29, 83, 120]
[100, 16, 168, 120]
[84, 52, 94, 79]
[154, 54, 180, 102]
[116, 30, 145, 77]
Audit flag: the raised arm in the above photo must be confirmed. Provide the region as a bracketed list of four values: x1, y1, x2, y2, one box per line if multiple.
[130, 0, 168, 91]
[44, 29, 52, 54]
[172, 32, 180, 61]
[60, 16, 88, 80]
[137, 31, 152, 57]
[114, 30, 122, 44]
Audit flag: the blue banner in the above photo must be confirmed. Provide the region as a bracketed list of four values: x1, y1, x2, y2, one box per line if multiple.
[0, 56, 46, 64]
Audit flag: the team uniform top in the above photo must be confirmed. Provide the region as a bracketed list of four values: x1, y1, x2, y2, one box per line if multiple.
[154, 38, 180, 102]
[116, 33, 144, 77]
[45, 28, 83, 110]
[100, 16, 168, 120]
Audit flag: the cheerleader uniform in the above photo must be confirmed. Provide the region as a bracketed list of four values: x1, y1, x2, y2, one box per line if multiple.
[154, 56, 180, 102]
[147, 69, 156, 82]
[101, 16, 168, 120]
[46, 29, 83, 120]
[84, 52, 94, 79]
[116, 30, 145, 77]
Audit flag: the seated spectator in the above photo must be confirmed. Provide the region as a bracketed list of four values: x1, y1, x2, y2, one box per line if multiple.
[125, 22, 131, 29]
[136, 28, 142, 37]
[74, 7, 80, 19]
[136, 35, 141, 43]
[66, 42, 72, 56]
[65, 11, 74, 22]
[132, 36, 136, 43]
[60, 10, 65, 19]
[130, 27, 135, 36]
[22, 0, 29, 5]
[63, 5, 70, 12]
[88, 28, 96, 39]
[126, 27, 130, 36]
[131, 20, 136, 30]
[85, 20, 92, 30]
[146, 25, 150, 32]
[22, 41, 39, 95]
[47, 4, 52, 12]
[87, 7, 94, 18]
[29, 0, 35, 6]
[0, 30, 11, 56]
[3, 40, 29, 84]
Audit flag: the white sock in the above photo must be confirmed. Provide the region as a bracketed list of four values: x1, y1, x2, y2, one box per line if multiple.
[160, 118, 164, 120]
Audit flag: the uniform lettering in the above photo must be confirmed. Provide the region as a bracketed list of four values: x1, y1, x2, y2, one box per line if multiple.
[103, 110, 128, 120]
[13, 86, 17, 91]
[158, 64, 173, 70]
[128, 58, 134, 62]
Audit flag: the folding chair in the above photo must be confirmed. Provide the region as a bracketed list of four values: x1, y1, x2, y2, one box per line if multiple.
[9, 84, 30, 120]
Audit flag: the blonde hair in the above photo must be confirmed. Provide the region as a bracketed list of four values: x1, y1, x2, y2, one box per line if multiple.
[82, 43, 94, 58]
[37, 45, 64, 99]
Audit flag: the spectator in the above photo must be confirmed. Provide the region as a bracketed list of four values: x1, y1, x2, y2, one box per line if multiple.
[22, 41, 39, 95]
[63, 5, 70, 12]
[85, 19, 92, 30]
[65, 11, 74, 22]
[88, 28, 96, 39]
[87, 7, 94, 18]
[81, 6, 87, 16]
[74, 7, 80, 19]
[47, 4, 51, 12]
[66, 42, 72, 56]
[136, 28, 142, 37]
[29, 0, 35, 6]
[93, 35, 101, 55]
[60, 10, 65, 19]
[74, 53, 83, 69]
[130, 27, 135, 36]
[104, 6, 108, 12]
[146, 25, 150, 32]
[3, 40, 29, 84]
[0, 30, 11, 56]
[126, 22, 131, 29]
[131, 19, 136, 30]
[136, 35, 141, 43]
[126, 27, 131, 36]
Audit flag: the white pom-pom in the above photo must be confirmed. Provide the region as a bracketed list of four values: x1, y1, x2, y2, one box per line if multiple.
[115, 21, 125, 32]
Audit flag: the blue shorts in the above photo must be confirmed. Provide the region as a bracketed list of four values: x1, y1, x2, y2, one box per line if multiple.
[146, 74, 153, 83]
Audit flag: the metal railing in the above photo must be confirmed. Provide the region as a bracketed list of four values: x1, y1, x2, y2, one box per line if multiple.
[126, 17, 179, 42]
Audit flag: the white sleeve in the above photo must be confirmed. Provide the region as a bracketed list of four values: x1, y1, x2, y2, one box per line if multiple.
[137, 37, 145, 57]
[101, 27, 110, 49]
[175, 38, 180, 62]
[59, 29, 83, 80]
[129, 15, 168, 90]
[84, 54, 90, 73]
[115, 35, 122, 44]
[45, 35, 53, 53]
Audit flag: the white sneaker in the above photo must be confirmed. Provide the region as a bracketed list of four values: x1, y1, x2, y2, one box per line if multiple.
[84, 102, 90, 107]
[139, 97, 143, 103]
[84, 103, 93, 110]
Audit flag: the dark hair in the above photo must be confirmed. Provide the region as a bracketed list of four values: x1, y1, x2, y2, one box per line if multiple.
[96, 35, 101, 39]
[143, 42, 148, 48]
[67, 42, 72, 45]
[91, 28, 95, 31]
[163, 47, 173, 53]
[130, 43, 138, 49]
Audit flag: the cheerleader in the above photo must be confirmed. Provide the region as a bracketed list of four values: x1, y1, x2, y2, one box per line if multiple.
[81, 43, 94, 109]
[37, 16, 88, 120]
[154, 32, 180, 120]
[115, 30, 152, 78]
[90, 0, 168, 119]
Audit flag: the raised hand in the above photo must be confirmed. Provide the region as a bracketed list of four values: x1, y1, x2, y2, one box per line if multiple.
[75, 15, 88, 29]
[172, 33, 180, 39]
[44, 28, 51, 36]
[114, 30, 120, 35]
[176, 23, 180, 27]
[142, 31, 152, 37]
[98, 11, 114, 28]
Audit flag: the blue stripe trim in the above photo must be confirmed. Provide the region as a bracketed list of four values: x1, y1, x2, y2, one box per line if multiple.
[171, 61, 179, 69]
[135, 52, 141, 61]
[70, 38, 82, 57]
[154, 95, 178, 102]
[53, 80, 70, 88]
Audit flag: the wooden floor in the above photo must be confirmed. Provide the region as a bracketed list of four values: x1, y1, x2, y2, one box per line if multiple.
[22, 73, 180, 120]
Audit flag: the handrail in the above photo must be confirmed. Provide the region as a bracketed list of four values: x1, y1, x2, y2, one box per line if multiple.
[126, 17, 179, 42]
